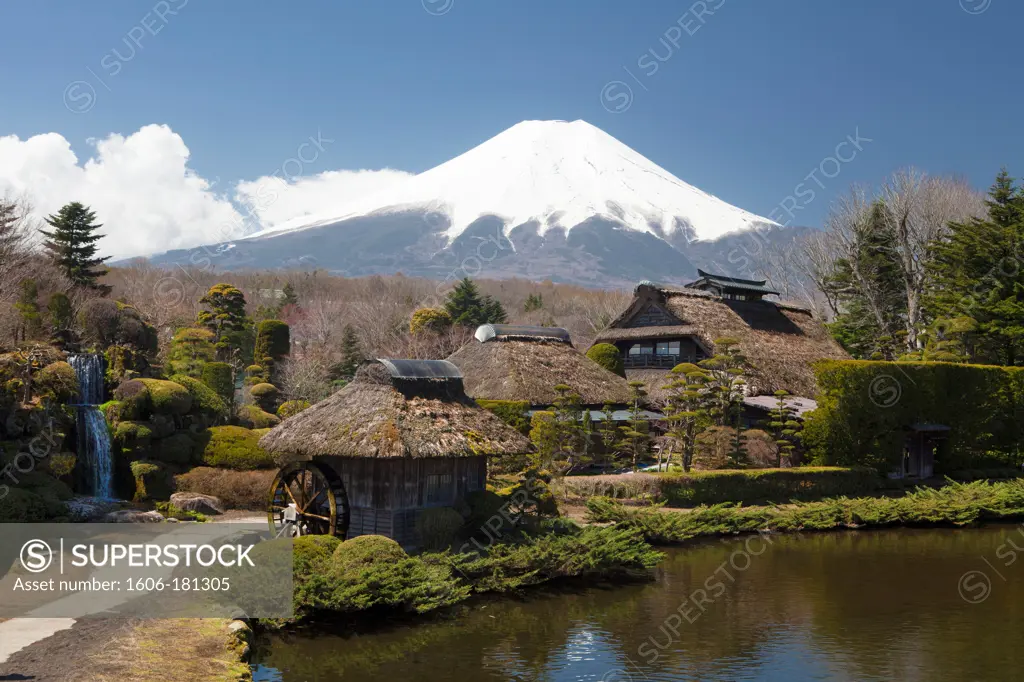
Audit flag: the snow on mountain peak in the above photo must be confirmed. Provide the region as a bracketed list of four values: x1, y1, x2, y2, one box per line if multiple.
[251, 119, 778, 243]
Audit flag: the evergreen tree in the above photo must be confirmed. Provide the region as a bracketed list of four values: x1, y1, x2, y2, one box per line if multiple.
[280, 282, 299, 308]
[14, 279, 41, 341]
[550, 384, 587, 475]
[47, 292, 75, 347]
[616, 381, 650, 471]
[766, 390, 801, 467]
[926, 169, 1024, 365]
[40, 202, 111, 293]
[662, 362, 710, 472]
[523, 293, 544, 312]
[332, 325, 363, 380]
[597, 402, 622, 469]
[197, 284, 250, 364]
[443, 278, 508, 327]
[825, 201, 906, 359]
[167, 327, 217, 378]
[699, 338, 749, 468]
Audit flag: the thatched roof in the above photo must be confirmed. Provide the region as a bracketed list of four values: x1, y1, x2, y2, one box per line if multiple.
[447, 326, 633, 407]
[594, 282, 849, 399]
[259, 359, 531, 464]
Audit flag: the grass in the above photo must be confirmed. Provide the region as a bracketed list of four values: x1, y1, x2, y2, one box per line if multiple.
[586, 479, 1024, 544]
[85, 618, 250, 682]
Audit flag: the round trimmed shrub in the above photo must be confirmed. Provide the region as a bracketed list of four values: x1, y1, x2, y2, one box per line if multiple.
[171, 374, 227, 422]
[249, 382, 280, 411]
[277, 400, 311, 420]
[37, 361, 80, 402]
[239, 404, 280, 429]
[332, 535, 407, 574]
[114, 420, 153, 458]
[415, 507, 464, 550]
[586, 343, 625, 377]
[113, 379, 151, 420]
[409, 307, 452, 335]
[138, 379, 192, 416]
[200, 425, 275, 470]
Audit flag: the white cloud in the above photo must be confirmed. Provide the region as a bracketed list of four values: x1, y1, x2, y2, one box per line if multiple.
[0, 124, 412, 259]
[235, 168, 412, 236]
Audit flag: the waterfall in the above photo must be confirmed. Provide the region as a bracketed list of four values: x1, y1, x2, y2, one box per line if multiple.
[68, 354, 114, 499]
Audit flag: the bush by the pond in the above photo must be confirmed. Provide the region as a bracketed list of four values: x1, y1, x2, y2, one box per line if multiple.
[174, 467, 276, 510]
[805, 360, 1024, 473]
[559, 467, 886, 507]
[284, 523, 662, 624]
[586, 479, 1024, 544]
[200, 425, 275, 470]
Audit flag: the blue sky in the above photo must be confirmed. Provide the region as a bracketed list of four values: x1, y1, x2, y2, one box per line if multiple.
[0, 0, 1019, 254]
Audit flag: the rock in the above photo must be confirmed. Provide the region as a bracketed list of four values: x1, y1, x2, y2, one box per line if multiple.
[66, 496, 122, 522]
[103, 510, 165, 523]
[170, 492, 224, 515]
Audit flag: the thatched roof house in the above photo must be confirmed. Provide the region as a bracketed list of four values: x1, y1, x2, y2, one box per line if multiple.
[259, 359, 530, 545]
[591, 281, 849, 401]
[260, 358, 529, 462]
[446, 324, 633, 407]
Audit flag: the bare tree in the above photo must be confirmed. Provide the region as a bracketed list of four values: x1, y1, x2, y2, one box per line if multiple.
[0, 196, 35, 303]
[879, 169, 985, 349]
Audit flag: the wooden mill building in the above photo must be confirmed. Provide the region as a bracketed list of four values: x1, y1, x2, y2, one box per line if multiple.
[591, 274, 849, 403]
[259, 358, 530, 546]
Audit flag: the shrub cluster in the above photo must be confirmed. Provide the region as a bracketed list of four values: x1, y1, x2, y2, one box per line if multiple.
[476, 399, 531, 435]
[174, 467, 276, 510]
[587, 479, 1024, 544]
[199, 425, 275, 470]
[558, 467, 885, 507]
[805, 360, 1024, 473]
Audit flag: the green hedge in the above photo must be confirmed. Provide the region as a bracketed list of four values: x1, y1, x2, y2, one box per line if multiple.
[585, 343, 625, 377]
[476, 399, 531, 434]
[201, 362, 234, 407]
[804, 360, 1024, 474]
[560, 467, 884, 507]
[171, 374, 227, 423]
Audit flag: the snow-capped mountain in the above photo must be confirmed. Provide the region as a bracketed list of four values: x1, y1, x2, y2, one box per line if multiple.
[149, 120, 797, 286]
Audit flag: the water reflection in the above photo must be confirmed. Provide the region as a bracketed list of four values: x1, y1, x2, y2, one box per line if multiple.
[254, 526, 1024, 681]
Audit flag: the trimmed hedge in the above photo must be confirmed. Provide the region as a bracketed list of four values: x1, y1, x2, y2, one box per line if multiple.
[254, 320, 290, 361]
[239, 404, 280, 429]
[804, 360, 1024, 474]
[476, 399, 531, 435]
[200, 425, 275, 470]
[560, 467, 885, 507]
[277, 400, 311, 420]
[139, 379, 192, 416]
[201, 362, 234, 406]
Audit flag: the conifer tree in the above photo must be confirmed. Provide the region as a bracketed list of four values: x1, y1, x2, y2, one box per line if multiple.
[662, 362, 710, 472]
[47, 292, 75, 347]
[333, 325, 363, 380]
[597, 402, 622, 469]
[550, 383, 587, 475]
[14, 279, 41, 341]
[197, 284, 250, 363]
[927, 169, 1024, 365]
[616, 381, 650, 471]
[40, 202, 110, 294]
[444, 277, 508, 327]
[766, 390, 801, 467]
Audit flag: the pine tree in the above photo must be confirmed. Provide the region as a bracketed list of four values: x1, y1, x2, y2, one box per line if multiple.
[333, 325, 363, 380]
[766, 390, 801, 467]
[699, 338, 749, 467]
[40, 202, 110, 294]
[280, 282, 299, 308]
[616, 381, 650, 471]
[597, 403, 622, 469]
[662, 362, 710, 472]
[197, 284, 250, 364]
[14, 279, 41, 341]
[550, 384, 587, 475]
[523, 293, 544, 312]
[47, 292, 75, 347]
[926, 169, 1024, 365]
[444, 278, 508, 327]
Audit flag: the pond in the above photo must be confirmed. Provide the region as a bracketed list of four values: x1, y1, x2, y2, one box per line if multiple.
[253, 526, 1024, 681]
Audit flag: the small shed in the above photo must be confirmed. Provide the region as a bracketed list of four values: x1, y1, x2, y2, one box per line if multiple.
[898, 423, 950, 479]
[259, 358, 531, 546]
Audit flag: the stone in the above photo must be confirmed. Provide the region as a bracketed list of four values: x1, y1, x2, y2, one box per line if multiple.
[103, 510, 165, 523]
[170, 492, 224, 516]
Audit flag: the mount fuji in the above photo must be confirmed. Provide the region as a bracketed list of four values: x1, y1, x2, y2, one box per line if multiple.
[148, 120, 801, 286]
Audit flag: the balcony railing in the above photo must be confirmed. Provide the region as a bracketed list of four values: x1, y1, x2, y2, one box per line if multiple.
[623, 354, 688, 369]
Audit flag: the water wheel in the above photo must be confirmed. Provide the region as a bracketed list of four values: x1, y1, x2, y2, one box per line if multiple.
[267, 461, 350, 538]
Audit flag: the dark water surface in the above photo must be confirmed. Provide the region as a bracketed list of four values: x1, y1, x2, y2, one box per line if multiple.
[253, 526, 1024, 681]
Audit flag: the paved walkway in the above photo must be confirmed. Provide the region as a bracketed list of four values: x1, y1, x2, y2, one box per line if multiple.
[0, 617, 76, 664]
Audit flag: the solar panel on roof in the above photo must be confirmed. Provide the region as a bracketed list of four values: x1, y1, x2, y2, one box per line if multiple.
[475, 324, 572, 344]
[376, 358, 463, 380]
